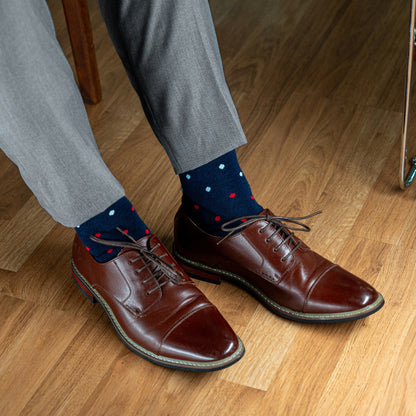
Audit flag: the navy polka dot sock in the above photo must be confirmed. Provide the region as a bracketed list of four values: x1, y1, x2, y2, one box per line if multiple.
[75, 197, 150, 262]
[179, 150, 263, 235]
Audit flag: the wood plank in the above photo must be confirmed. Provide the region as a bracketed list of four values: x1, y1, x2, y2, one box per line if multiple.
[351, 140, 416, 248]
[311, 242, 416, 415]
[0, 163, 32, 221]
[19, 315, 125, 416]
[0, 224, 105, 317]
[220, 308, 296, 390]
[0, 295, 87, 416]
[0, 197, 55, 272]
[183, 379, 264, 416]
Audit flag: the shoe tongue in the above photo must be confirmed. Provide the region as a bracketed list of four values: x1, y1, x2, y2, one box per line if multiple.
[257, 208, 277, 218]
[260, 208, 295, 240]
[135, 233, 152, 247]
[145, 234, 161, 250]
[138, 234, 168, 252]
[117, 233, 155, 255]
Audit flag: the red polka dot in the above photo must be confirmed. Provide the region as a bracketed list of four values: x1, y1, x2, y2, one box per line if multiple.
[229, 193, 236, 198]
[107, 248, 113, 254]
[145, 229, 150, 235]
[123, 229, 128, 234]
[131, 206, 135, 211]
[86, 247, 90, 252]
[94, 233, 101, 238]
[241, 218, 247, 222]
[194, 205, 199, 210]
[250, 195, 255, 200]
[215, 216, 221, 221]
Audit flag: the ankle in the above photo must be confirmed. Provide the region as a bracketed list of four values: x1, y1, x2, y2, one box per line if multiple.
[179, 151, 262, 235]
[75, 197, 150, 262]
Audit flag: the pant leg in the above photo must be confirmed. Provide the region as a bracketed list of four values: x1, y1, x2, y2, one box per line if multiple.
[0, 0, 124, 227]
[98, 0, 247, 174]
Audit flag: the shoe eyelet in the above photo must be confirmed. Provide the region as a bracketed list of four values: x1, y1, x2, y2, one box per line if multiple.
[273, 248, 278, 252]
[265, 238, 271, 243]
[280, 257, 287, 262]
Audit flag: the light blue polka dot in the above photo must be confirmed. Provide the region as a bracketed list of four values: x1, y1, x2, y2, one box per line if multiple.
[219, 164, 225, 170]
[109, 210, 115, 216]
[186, 174, 191, 179]
[205, 186, 211, 192]
[239, 172, 243, 177]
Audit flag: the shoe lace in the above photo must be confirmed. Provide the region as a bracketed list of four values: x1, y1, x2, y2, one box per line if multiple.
[90, 228, 183, 295]
[218, 210, 321, 262]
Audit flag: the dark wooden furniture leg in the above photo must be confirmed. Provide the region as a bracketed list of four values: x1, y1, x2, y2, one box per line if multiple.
[62, 0, 102, 104]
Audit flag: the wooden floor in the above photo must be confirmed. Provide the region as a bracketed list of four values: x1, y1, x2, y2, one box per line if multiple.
[1, 0, 416, 414]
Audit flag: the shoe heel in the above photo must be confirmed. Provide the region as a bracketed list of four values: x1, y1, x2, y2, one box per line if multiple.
[179, 261, 222, 285]
[71, 269, 97, 303]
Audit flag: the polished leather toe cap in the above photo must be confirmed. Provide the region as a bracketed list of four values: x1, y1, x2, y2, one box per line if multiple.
[303, 265, 380, 314]
[159, 305, 241, 363]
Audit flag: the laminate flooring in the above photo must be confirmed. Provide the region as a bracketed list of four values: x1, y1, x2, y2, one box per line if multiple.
[1, 0, 415, 414]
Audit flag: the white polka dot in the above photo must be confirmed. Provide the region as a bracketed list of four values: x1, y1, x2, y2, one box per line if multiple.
[219, 164, 225, 170]
[76, 225, 80, 228]
[185, 174, 191, 179]
[205, 186, 211, 192]
[109, 210, 115, 216]
[239, 172, 243, 177]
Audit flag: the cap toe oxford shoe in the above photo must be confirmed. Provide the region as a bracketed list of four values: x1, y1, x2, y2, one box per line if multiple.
[71, 233, 244, 371]
[173, 207, 384, 324]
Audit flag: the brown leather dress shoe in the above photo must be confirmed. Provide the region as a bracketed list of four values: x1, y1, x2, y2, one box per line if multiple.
[71, 231, 244, 371]
[173, 207, 384, 323]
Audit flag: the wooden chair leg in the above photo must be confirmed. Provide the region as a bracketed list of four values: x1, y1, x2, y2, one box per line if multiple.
[62, 0, 102, 104]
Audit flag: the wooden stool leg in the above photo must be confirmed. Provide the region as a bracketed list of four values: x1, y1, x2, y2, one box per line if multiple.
[62, 0, 102, 104]
[400, 0, 416, 188]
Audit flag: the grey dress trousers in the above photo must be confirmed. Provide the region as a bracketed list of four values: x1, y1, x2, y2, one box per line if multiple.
[0, 0, 247, 227]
